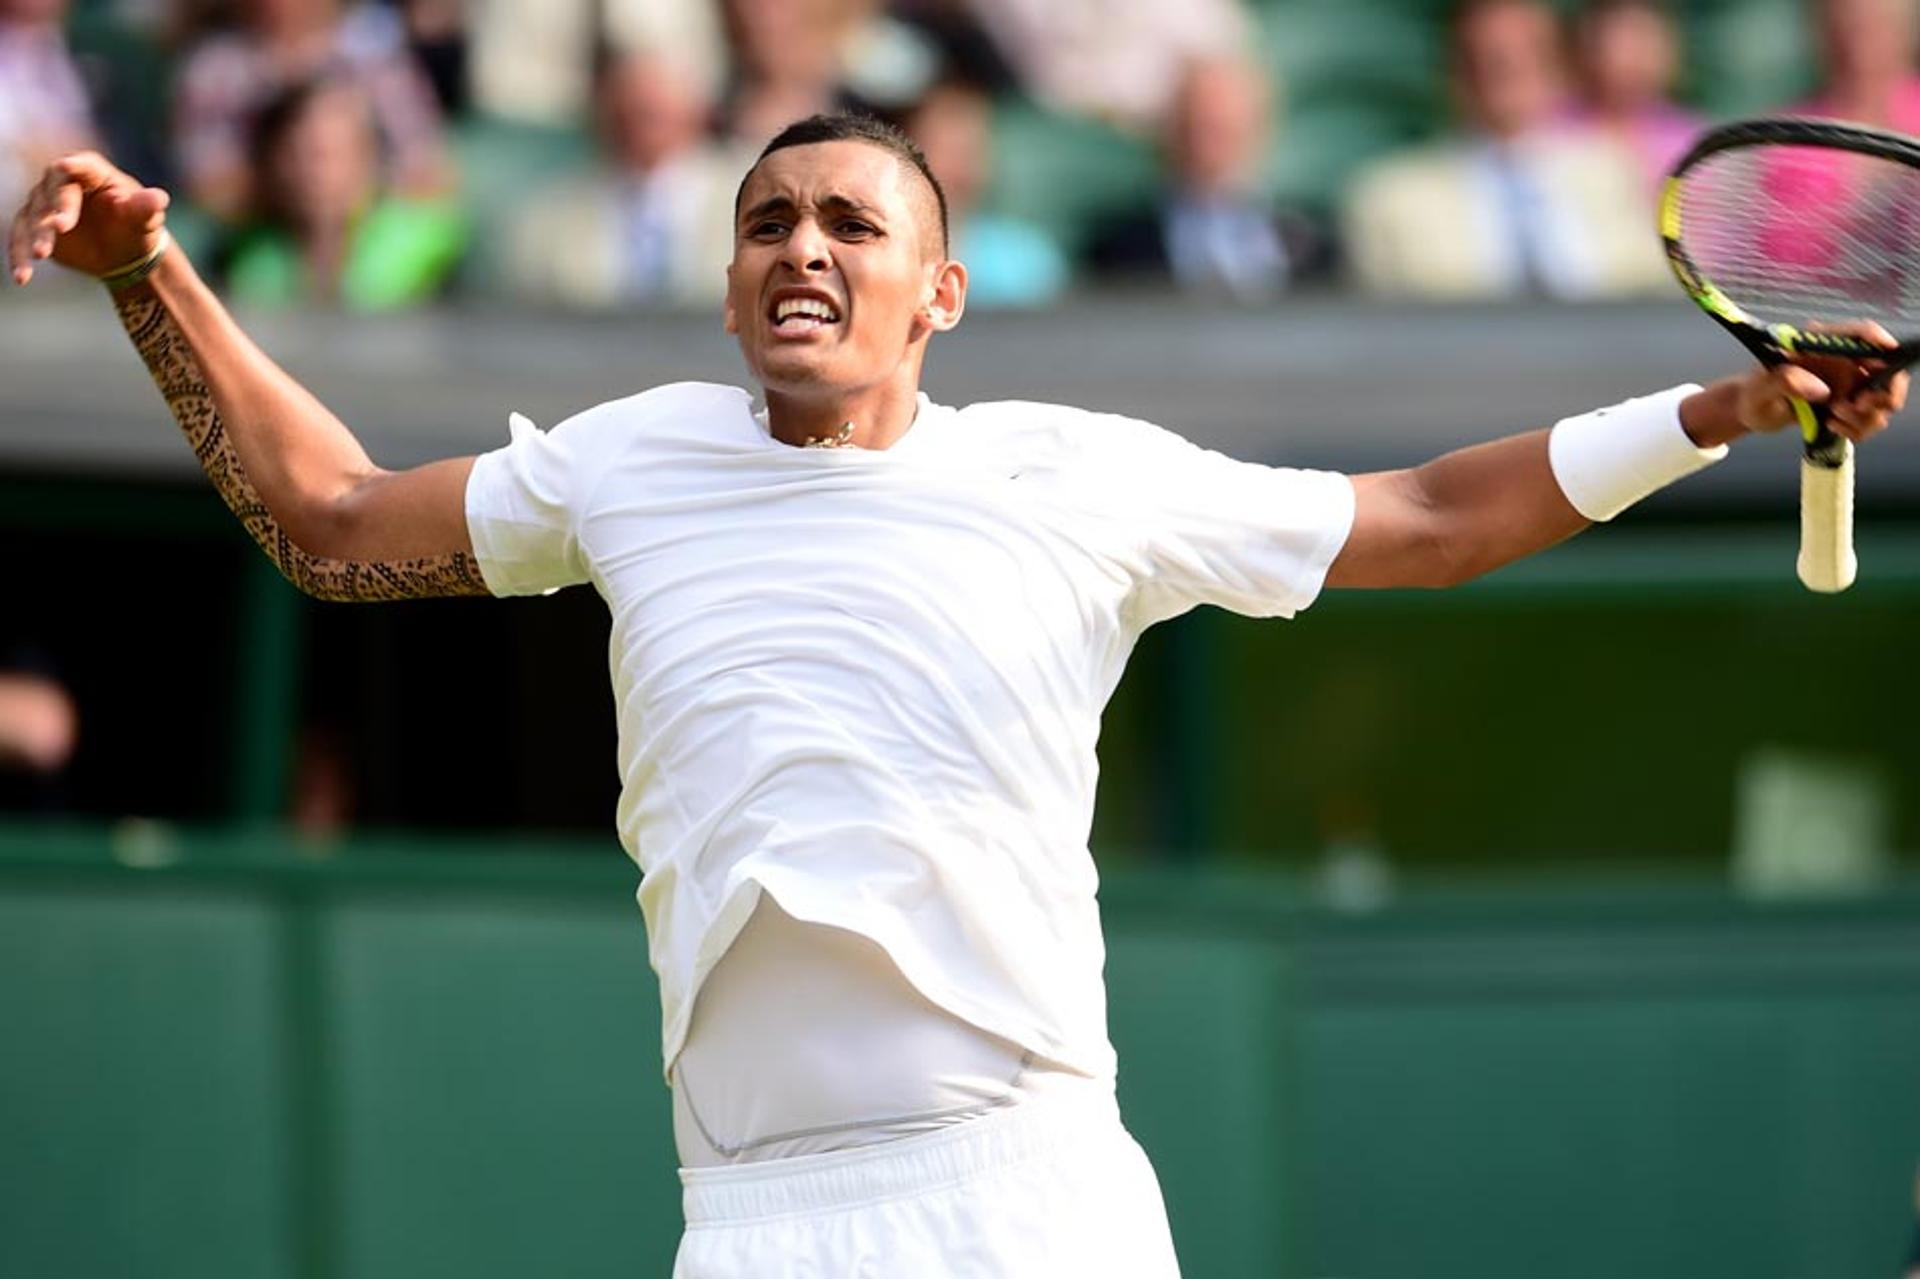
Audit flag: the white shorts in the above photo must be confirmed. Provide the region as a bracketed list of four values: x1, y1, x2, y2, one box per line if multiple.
[672, 1087, 1183, 1278]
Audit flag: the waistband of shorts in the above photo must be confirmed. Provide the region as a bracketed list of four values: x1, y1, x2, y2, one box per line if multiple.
[678, 1084, 1122, 1226]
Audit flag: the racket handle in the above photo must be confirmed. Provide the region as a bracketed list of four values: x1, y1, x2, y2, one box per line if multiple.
[1797, 440, 1857, 593]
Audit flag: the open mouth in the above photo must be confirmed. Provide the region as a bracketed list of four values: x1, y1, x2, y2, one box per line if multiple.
[769, 295, 842, 336]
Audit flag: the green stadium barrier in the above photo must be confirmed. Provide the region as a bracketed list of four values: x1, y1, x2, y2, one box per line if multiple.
[4, 831, 1918, 1279]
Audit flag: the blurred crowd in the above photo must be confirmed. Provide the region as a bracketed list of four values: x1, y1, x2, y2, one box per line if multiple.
[0, 0, 1914, 311]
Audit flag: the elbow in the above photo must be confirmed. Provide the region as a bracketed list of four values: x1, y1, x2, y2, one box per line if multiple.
[296, 473, 385, 560]
[1417, 561, 1475, 592]
[1424, 539, 1483, 590]
[271, 503, 349, 563]
[1421, 516, 1521, 589]
[243, 516, 359, 603]
[272, 555, 367, 605]
[1408, 489, 1480, 590]
[255, 528, 342, 602]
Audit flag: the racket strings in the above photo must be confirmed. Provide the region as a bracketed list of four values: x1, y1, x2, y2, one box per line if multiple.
[1677, 143, 1920, 332]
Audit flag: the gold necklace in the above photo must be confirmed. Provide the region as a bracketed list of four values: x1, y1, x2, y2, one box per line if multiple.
[800, 421, 856, 448]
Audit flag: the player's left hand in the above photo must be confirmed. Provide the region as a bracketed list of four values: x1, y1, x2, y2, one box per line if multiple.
[1735, 320, 1909, 442]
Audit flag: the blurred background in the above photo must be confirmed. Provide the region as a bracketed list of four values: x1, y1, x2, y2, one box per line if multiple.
[5, 1, 1920, 1277]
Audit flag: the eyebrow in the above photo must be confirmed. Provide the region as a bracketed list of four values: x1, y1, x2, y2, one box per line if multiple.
[739, 194, 884, 226]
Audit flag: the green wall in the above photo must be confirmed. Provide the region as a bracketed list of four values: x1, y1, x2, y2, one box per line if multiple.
[4, 832, 1918, 1279]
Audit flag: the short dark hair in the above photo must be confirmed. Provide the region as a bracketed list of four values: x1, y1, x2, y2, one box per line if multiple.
[734, 112, 950, 255]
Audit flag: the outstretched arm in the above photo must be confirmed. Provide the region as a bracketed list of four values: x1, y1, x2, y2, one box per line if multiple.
[1326, 356, 1907, 590]
[8, 152, 487, 602]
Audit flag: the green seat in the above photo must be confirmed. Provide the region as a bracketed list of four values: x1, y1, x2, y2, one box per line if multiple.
[452, 114, 595, 290]
[1680, 0, 1815, 117]
[984, 99, 1162, 257]
[1259, 0, 1450, 210]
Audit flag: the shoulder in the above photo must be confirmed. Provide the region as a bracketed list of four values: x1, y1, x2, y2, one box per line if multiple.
[952, 398, 1188, 471]
[474, 382, 753, 509]
[550, 381, 753, 448]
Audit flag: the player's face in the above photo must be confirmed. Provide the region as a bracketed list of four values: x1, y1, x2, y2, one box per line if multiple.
[726, 141, 955, 398]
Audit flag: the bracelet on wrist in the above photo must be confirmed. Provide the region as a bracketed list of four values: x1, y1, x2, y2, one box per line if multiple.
[98, 229, 172, 291]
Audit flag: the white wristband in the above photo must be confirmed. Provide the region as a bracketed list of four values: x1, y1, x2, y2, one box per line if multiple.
[1547, 383, 1723, 522]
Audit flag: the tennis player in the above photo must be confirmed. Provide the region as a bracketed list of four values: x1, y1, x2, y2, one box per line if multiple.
[9, 116, 1906, 1277]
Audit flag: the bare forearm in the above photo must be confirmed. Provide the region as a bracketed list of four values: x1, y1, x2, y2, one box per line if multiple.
[1418, 380, 1759, 576]
[113, 259, 487, 601]
[1334, 380, 1764, 591]
[1407, 429, 1587, 585]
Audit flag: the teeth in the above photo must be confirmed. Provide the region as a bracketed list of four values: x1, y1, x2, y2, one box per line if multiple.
[775, 297, 839, 322]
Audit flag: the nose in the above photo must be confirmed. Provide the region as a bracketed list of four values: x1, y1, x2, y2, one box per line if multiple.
[781, 216, 832, 274]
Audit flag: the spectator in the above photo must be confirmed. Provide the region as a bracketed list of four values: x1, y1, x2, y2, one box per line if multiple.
[0, 658, 77, 814]
[1801, 0, 1920, 132]
[500, 51, 742, 311]
[173, 0, 451, 223]
[960, 0, 1252, 132]
[465, 0, 724, 127]
[719, 0, 871, 148]
[1569, 0, 1703, 189]
[1342, 0, 1666, 299]
[394, 0, 466, 116]
[1088, 56, 1311, 301]
[1748, 0, 1920, 277]
[905, 77, 1066, 308]
[0, 0, 98, 220]
[290, 722, 355, 839]
[890, 0, 1020, 96]
[222, 75, 465, 309]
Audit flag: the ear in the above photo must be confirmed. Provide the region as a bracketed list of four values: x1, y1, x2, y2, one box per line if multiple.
[723, 263, 738, 335]
[920, 258, 967, 334]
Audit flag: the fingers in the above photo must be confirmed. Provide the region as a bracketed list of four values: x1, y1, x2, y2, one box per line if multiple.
[1807, 318, 1898, 351]
[47, 150, 119, 195]
[8, 150, 155, 286]
[130, 185, 170, 227]
[49, 179, 83, 235]
[1798, 319, 1908, 440]
[8, 160, 84, 285]
[1777, 364, 1831, 404]
[1829, 366, 1909, 441]
[7, 201, 41, 285]
[19, 181, 85, 271]
[1789, 318, 1910, 441]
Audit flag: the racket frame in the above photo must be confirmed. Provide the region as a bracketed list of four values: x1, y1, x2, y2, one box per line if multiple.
[1659, 116, 1920, 591]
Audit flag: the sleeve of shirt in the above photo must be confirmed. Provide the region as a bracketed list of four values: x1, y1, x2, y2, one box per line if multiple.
[1101, 414, 1356, 625]
[463, 411, 596, 597]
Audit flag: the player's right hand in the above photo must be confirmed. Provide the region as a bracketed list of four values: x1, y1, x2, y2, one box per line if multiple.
[1727, 320, 1909, 444]
[7, 151, 170, 287]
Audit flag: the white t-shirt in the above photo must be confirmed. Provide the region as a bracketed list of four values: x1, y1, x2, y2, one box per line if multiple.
[464, 382, 1355, 1080]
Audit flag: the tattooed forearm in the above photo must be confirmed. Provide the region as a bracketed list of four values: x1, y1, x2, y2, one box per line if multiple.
[113, 287, 491, 603]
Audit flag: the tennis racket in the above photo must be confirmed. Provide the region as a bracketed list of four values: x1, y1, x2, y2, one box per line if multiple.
[1660, 117, 1920, 592]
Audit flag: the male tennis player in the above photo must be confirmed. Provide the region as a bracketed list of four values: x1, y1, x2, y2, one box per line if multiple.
[9, 116, 1906, 1277]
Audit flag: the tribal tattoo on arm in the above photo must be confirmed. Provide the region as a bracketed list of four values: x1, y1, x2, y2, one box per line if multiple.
[114, 287, 492, 603]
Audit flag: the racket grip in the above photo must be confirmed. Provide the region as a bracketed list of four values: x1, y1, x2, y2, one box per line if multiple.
[1797, 441, 1857, 593]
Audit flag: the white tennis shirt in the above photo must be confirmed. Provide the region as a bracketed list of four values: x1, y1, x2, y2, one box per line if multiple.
[464, 382, 1355, 1080]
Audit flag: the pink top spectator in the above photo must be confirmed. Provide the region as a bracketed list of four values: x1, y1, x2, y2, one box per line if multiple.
[1763, 41, 1920, 278]
[1566, 102, 1702, 188]
[1800, 79, 1920, 135]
